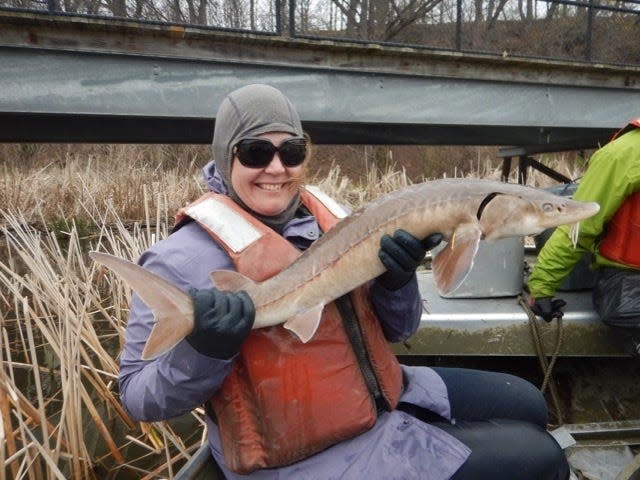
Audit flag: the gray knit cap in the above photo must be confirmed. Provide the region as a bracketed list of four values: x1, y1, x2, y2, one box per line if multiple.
[211, 84, 305, 232]
[212, 84, 303, 190]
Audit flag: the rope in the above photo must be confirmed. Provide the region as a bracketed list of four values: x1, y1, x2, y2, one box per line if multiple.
[615, 451, 640, 480]
[518, 294, 565, 425]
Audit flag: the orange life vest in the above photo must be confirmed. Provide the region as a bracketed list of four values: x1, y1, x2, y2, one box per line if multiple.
[610, 118, 640, 141]
[598, 120, 640, 268]
[175, 188, 403, 474]
[599, 190, 640, 268]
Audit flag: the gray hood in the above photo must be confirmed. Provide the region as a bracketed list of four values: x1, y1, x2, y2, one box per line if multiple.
[210, 84, 305, 233]
[212, 83, 303, 190]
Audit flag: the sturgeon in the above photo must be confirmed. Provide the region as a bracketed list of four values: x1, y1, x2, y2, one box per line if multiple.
[90, 178, 599, 360]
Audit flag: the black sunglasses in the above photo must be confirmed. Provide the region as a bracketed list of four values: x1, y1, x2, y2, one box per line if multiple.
[233, 136, 308, 169]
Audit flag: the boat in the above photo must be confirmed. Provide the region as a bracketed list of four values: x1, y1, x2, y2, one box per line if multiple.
[173, 262, 640, 479]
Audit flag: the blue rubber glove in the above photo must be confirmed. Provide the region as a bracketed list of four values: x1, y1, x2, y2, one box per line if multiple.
[531, 297, 567, 322]
[185, 287, 255, 359]
[377, 230, 443, 290]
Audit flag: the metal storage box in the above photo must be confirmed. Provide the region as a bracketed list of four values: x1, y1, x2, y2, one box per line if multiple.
[434, 236, 525, 298]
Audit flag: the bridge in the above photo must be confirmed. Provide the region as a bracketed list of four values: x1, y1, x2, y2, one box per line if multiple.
[1, 3, 639, 150]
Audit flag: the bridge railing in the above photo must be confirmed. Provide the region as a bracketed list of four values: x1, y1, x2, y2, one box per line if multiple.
[1, 0, 638, 66]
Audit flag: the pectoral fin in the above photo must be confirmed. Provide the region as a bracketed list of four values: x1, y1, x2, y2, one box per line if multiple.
[89, 251, 194, 360]
[283, 304, 324, 343]
[431, 224, 482, 296]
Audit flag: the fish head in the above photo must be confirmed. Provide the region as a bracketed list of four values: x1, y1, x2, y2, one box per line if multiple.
[478, 187, 600, 241]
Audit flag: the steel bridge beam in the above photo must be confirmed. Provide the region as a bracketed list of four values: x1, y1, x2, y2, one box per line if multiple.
[1, 11, 639, 146]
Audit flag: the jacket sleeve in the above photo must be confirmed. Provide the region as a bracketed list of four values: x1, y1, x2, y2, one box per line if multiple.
[369, 276, 422, 342]
[527, 130, 640, 298]
[118, 231, 235, 422]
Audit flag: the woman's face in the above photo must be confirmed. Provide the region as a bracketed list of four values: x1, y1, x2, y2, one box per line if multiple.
[230, 132, 305, 216]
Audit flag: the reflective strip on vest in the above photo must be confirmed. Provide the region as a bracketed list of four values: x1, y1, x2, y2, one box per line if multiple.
[185, 197, 263, 253]
[304, 185, 349, 219]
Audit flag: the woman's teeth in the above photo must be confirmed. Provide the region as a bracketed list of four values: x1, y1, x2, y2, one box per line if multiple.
[259, 184, 282, 191]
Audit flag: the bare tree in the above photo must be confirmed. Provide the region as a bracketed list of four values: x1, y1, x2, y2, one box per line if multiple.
[385, 0, 443, 39]
[486, 0, 509, 29]
[105, 0, 127, 17]
[185, 0, 207, 24]
[329, 0, 445, 41]
[330, 0, 363, 37]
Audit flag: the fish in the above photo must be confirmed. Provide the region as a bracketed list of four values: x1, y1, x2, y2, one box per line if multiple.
[89, 178, 599, 360]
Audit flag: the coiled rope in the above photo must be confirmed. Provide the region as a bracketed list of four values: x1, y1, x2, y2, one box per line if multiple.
[518, 294, 565, 425]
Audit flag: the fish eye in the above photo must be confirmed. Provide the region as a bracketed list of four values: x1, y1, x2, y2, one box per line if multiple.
[542, 203, 554, 213]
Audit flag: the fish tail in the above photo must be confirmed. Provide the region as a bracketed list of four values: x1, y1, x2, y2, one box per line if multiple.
[88, 251, 195, 360]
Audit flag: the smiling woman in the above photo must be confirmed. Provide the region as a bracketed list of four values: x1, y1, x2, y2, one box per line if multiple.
[207, 84, 310, 233]
[230, 132, 307, 218]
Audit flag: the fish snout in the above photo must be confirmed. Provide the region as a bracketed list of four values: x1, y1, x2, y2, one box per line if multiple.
[541, 199, 600, 227]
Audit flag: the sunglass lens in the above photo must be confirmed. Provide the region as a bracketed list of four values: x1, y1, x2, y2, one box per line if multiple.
[279, 140, 307, 167]
[237, 140, 275, 168]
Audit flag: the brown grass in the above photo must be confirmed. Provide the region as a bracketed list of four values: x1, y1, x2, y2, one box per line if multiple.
[0, 144, 588, 478]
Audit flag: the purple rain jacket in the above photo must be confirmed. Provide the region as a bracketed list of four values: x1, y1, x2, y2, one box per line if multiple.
[118, 161, 470, 480]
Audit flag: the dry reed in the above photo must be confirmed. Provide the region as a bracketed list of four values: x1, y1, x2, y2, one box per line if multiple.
[0, 146, 587, 478]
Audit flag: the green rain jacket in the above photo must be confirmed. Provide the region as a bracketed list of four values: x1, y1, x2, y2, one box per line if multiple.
[527, 127, 640, 299]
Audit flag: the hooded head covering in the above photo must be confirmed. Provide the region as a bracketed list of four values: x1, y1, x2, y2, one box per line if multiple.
[211, 84, 305, 232]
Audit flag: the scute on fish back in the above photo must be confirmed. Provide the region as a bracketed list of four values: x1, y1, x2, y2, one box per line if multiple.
[90, 178, 599, 360]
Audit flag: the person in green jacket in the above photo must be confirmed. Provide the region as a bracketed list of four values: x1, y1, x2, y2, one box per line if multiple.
[527, 120, 640, 356]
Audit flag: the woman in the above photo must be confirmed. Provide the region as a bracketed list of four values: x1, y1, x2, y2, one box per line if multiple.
[119, 83, 570, 479]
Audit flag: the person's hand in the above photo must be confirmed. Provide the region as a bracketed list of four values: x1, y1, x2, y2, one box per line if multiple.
[530, 297, 566, 322]
[377, 230, 443, 291]
[185, 287, 255, 359]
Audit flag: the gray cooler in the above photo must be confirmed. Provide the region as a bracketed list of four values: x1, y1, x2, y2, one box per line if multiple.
[434, 236, 525, 298]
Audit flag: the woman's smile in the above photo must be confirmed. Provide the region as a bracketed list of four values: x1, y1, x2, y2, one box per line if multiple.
[257, 182, 285, 191]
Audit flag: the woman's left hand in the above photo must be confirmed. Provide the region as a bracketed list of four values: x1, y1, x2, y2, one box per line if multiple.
[376, 230, 443, 290]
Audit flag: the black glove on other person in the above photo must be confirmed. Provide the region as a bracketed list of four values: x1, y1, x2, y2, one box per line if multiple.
[531, 297, 567, 322]
[377, 230, 443, 291]
[186, 287, 255, 359]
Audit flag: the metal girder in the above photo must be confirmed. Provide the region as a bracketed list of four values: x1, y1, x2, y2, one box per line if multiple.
[1, 12, 639, 146]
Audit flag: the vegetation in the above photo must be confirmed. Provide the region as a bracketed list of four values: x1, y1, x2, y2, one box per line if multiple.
[0, 144, 587, 478]
[1, 0, 638, 64]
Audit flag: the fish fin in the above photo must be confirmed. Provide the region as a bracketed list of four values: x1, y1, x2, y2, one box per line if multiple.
[210, 270, 257, 292]
[143, 311, 195, 360]
[431, 224, 482, 296]
[89, 251, 194, 360]
[283, 304, 324, 343]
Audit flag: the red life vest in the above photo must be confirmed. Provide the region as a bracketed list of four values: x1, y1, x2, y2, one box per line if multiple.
[599, 190, 640, 268]
[598, 120, 640, 268]
[175, 187, 403, 474]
